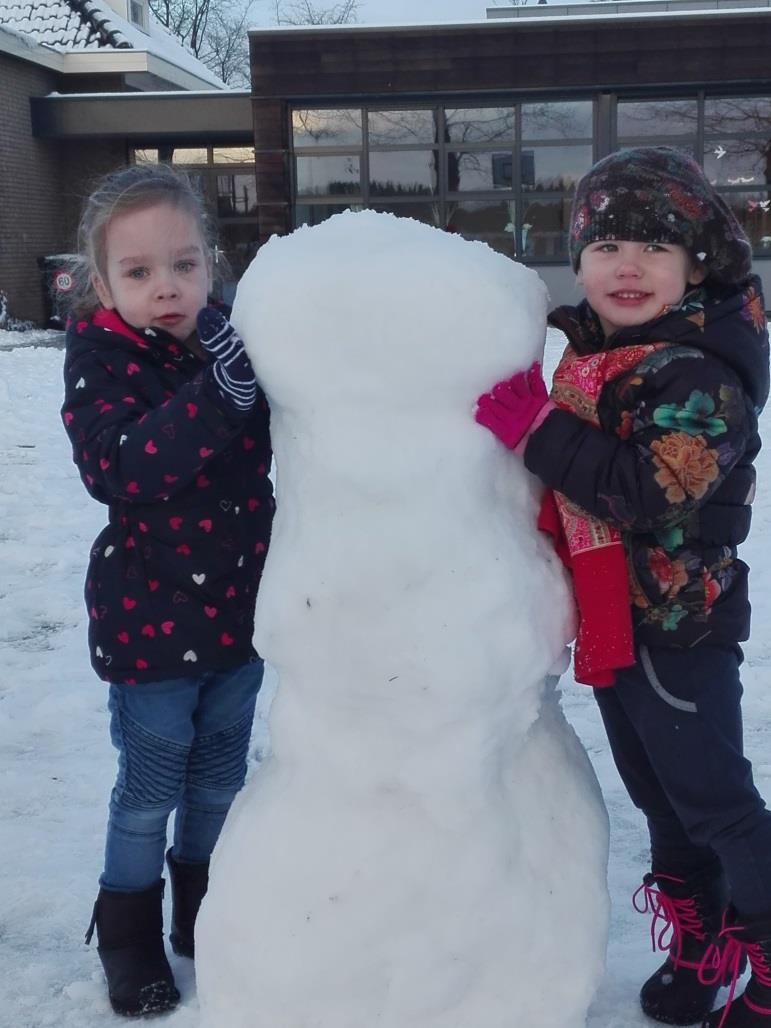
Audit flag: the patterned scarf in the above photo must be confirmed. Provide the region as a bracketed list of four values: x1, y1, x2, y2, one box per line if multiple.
[539, 340, 669, 686]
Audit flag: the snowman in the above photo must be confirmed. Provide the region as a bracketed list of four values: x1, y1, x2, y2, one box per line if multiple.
[196, 211, 609, 1028]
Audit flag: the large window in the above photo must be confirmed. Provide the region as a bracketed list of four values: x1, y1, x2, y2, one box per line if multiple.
[616, 95, 771, 257]
[704, 98, 771, 254]
[291, 101, 594, 261]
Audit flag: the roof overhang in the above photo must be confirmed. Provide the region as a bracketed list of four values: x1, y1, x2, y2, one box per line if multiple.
[0, 26, 225, 91]
[30, 89, 252, 141]
[57, 48, 227, 90]
[0, 25, 62, 70]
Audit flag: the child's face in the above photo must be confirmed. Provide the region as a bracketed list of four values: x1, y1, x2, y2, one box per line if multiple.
[93, 202, 211, 342]
[578, 240, 706, 338]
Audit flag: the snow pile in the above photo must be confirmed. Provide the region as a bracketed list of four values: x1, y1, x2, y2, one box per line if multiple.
[196, 211, 609, 1028]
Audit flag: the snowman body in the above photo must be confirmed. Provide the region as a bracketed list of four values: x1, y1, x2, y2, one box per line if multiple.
[196, 212, 609, 1028]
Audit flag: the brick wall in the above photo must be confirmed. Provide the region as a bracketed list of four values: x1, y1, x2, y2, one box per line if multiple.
[60, 139, 130, 255]
[0, 53, 63, 324]
[0, 53, 128, 325]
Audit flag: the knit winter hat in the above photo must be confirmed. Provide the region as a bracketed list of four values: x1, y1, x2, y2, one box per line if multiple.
[569, 146, 752, 284]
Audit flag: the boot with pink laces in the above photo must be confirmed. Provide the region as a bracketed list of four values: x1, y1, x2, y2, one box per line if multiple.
[635, 866, 733, 1025]
[699, 907, 771, 1027]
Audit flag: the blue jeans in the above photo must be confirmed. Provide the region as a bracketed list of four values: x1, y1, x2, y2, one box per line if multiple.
[101, 660, 263, 892]
[595, 643, 771, 916]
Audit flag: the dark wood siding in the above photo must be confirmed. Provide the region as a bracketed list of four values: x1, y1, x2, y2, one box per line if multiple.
[249, 17, 771, 99]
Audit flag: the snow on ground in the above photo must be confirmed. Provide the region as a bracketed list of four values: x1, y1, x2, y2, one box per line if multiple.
[2, 325, 771, 1027]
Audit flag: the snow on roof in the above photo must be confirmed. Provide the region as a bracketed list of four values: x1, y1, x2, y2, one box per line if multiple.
[0, 0, 129, 50]
[0, 0, 227, 87]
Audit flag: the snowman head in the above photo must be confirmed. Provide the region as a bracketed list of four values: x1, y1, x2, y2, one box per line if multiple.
[232, 210, 548, 417]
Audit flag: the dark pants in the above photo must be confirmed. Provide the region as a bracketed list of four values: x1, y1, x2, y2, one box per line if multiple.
[595, 642, 771, 917]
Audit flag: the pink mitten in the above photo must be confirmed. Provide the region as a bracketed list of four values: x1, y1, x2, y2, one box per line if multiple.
[475, 361, 550, 450]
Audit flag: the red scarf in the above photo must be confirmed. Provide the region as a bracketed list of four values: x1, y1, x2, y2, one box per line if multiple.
[538, 341, 667, 687]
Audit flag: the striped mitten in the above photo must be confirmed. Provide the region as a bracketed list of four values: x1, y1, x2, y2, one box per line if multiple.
[197, 307, 257, 413]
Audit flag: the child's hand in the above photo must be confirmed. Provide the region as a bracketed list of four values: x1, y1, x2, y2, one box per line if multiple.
[197, 308, 257, 413]
[475, 362, 550, 450]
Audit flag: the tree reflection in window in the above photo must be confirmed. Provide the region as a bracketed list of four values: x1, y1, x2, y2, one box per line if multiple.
[704, 98, 771, 187]
[368, 110, 438, 146]
[522, 101, 593, 140]
[615, 94, 771, 255]
[289, 100, 593, 259]
[292, 109, 363, 147]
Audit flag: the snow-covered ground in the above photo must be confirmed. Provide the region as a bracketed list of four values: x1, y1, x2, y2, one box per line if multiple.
[2, 325, 771, 1028]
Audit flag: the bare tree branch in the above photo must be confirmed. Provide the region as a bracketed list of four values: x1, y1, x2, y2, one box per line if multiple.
[149, 0, 359, 83]
[275, 0, 359, 25]
[202, 1, 253, 86]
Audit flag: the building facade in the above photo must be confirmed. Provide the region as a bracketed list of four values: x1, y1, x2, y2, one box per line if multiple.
[0, 0, 236, 323]
[6, 0, 771, 321]
[246, 1, 771, 305]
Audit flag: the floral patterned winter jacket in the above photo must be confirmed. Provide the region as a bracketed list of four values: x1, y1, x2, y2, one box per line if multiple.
[524, 277, 769, 650]
[61, 309, 274, 685]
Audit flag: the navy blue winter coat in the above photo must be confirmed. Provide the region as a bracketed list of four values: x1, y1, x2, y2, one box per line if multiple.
[61, 308, 274, 684]
[525, 277, 769, 650]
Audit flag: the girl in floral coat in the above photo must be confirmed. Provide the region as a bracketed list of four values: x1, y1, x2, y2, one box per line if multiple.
[477, 147, 771, 1028]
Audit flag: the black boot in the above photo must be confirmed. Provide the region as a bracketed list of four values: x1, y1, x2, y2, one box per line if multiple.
[166, 847, 209, 959]
[636, 865, 732, 1025]
[85, 880, 180, 1018]
[702, 908, 771, 1027]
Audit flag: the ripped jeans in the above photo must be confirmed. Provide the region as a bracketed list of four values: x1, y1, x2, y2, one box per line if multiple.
[101, 660, 263, 892]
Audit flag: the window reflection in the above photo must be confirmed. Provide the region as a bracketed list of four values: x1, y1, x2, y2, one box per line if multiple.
[704, 140, 771, 187]
[170, 147, 209, 165]
[446, 201, 517, 258]
[522, 145, 593, 191]
[368, 109, 438, 146]
[522, 198, 573, 259]
[217, 174, 257, 217]
[704, 97, 771, 136]
[617, 99, 697, 138]
[703, 98, 771, 190]
[287, 101, 594, 259]
[722, 191, 771, 251]
[295, 155, 361, 196]
[134, 148, 159, 164]
[292, 109, 363, 148]
[445, 108, 515, 144]
[448, 151, 513, 192]
[213, 147, 255, 165]
[369, 151, 438, 197]
[522, 101, 593, 140]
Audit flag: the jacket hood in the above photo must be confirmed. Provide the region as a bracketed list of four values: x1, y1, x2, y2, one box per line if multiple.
[549, 275, 769, 414]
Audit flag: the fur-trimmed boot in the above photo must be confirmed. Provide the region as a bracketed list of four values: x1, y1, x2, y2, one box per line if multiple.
[85, 880, 180, 1018]
[166, 847, 209, 959]
[700, 907, 771, 1027]
[635, 865, 733, 1025]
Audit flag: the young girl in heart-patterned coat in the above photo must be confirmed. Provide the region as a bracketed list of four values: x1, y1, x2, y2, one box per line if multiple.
[61, 162, 273, 1018]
